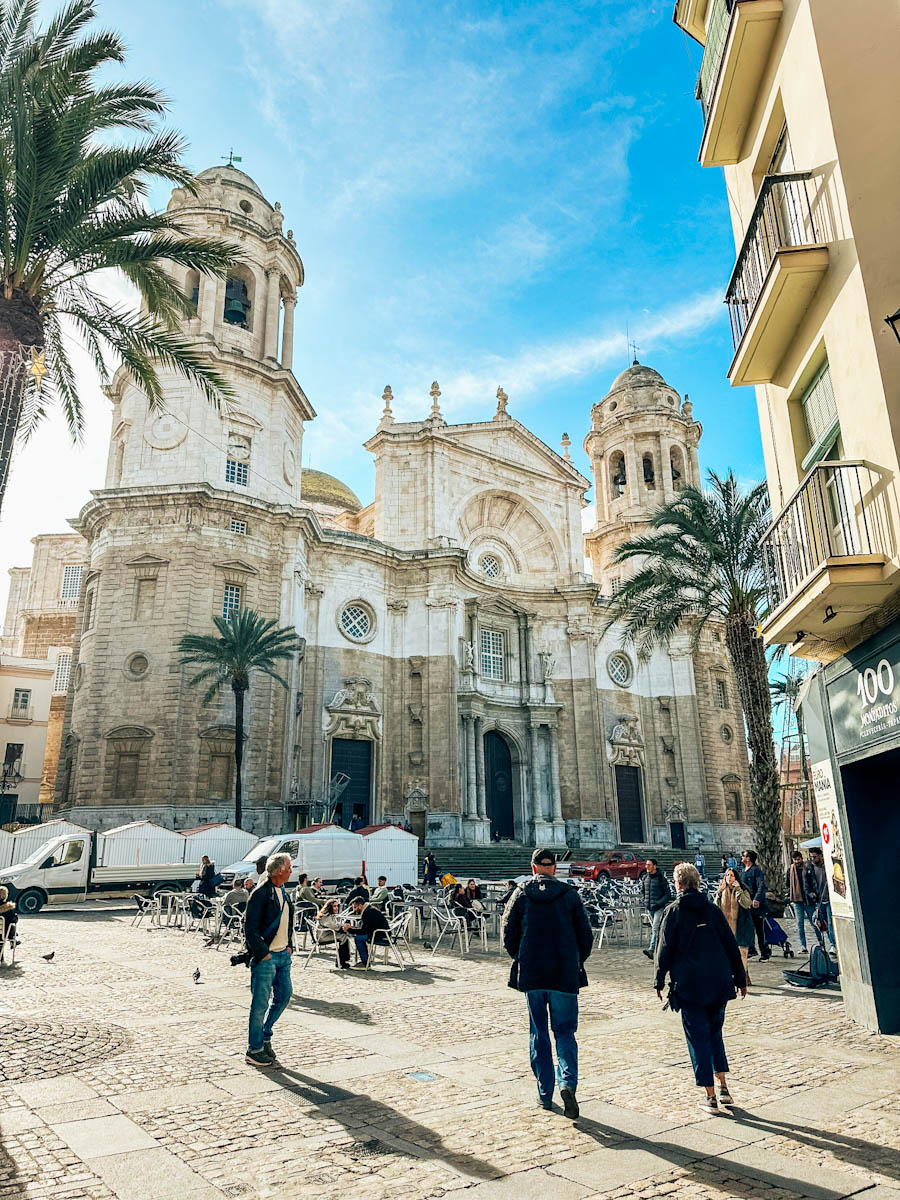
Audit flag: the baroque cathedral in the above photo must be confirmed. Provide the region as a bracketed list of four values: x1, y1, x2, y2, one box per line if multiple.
[3, 166, 752, 850]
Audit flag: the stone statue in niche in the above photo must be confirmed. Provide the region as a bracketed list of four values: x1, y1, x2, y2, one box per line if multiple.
[462, 641, 475, 671]
[539, 650, 555, 682]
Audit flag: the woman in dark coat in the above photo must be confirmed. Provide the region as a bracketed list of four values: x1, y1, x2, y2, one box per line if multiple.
[449, 884, 476, 926]
[655, 862, 747, 1114]
[197, 856, 218, 899]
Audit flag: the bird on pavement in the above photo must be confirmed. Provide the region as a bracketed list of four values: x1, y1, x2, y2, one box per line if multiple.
[192, 967, 201, 983]
[42, 951, 55, 962]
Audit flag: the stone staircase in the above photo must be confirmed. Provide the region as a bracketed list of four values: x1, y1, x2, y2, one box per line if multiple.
[418, 844, 694, 882]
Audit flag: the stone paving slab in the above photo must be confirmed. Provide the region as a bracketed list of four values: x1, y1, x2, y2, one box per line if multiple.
[90, 1147, 229, 1200]
[51, 1113, 160, 1158]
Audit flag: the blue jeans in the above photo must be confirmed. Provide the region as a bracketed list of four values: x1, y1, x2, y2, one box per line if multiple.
[818, 901, 836, 948]
[248, 950, 292, 1051]
[649, 908, 665, 953]
[526, 989, 578, 1101]
[354, 934, 370, 965]
[794, 902, 821, 950]
[680, 1003, 728, 1088]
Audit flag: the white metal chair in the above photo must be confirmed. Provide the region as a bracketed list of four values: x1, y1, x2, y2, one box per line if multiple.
[215, 904, 245, 950]
[429, 904, 468, 956]
[301, 917, 346, 968]
[366, 911, 414, 970]
[131, 894, 158, 927]
[0, 924, 17, 966]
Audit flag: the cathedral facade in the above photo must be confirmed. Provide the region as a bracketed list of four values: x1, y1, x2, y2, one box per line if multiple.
[5, 166, 752, 850]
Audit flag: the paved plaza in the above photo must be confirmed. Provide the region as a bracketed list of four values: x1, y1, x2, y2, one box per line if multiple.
[1, 909, 898, 1200]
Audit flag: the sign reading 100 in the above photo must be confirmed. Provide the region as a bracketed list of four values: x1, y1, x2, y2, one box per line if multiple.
[856, 658, 896, 708]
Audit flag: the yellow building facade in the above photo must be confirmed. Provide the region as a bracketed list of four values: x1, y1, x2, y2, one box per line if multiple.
[673, 0, 900, 1031]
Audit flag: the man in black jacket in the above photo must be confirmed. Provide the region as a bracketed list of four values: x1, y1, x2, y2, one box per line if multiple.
[344, 897, 390, 967]
[641, 859, 671, 960]
[502, 848, 593, 1120]
[244, 853, 295, 1067]
[741, 849, 769, 960]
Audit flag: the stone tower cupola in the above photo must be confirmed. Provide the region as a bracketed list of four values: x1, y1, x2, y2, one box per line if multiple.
[583, 360, 702, 591]
[103, 164, 314, 506]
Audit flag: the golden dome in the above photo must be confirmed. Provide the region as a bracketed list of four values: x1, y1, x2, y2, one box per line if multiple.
[301, 468, 363, 513]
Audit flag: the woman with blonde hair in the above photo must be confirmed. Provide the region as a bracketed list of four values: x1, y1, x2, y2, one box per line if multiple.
[715, 866, 754, 985]
[316, 899, 351, 970]
[655, 862, 746, 1114]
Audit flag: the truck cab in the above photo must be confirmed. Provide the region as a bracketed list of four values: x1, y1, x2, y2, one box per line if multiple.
[0, 833, 90, 913]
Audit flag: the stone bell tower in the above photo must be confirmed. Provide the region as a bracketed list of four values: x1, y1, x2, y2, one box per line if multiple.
[57, 166, 315, 831]
[583, 361, 702, 592]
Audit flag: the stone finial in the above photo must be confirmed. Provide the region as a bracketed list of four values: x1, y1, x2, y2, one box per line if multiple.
[286, 229, 295, 242]
[494, 386, 509, 420]
[428, 380, 444, 423]
[380, 384, 394, 426]
[682, 393, 693, 418]
[561, 432, 572, 461]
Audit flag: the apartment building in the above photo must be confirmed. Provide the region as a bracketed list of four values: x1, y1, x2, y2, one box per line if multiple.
[673, 0, 900, 1031]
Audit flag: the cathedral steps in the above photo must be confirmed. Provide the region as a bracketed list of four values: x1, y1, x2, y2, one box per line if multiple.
[417, 845, 701, 882]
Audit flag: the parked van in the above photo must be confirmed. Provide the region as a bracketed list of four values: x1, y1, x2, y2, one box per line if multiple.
[223, 824, 364, 886]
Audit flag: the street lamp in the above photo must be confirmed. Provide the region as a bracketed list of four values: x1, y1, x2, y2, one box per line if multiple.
[0, 762, 22, 793]
[885, 307, 900, 345]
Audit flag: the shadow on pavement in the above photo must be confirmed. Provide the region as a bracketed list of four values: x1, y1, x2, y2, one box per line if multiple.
[268, 1066, 499, 1182]
[727, 1109, 900, 1184]
[288, 994, 374, 1025]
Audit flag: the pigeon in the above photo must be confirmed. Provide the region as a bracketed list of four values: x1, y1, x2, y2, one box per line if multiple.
[42, 951, 55, 962]
[422, 940, 433, 951]
[192, 967, 201, 984]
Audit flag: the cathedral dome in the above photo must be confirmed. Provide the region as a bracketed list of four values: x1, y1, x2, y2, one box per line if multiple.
[607, 360, 669, 395]
[301, 468, 363, 513]
[196, 164, 266, 199]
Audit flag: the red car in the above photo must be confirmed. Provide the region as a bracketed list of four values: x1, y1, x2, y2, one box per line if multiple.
[569, 850, 648, 882]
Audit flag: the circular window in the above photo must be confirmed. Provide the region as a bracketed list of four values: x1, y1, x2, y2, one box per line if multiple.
[338, 602, 376, 644]
[479, 554, 501, 579]
[125, 653, 149, 680]
[607, 652, 633, 688]
[721, 725, 734, 744]
[239, 199, 253, 213]
[609, 401, 618, 412]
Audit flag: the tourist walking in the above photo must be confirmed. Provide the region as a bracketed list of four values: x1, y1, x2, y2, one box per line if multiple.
[641, 859, 671, 959]
[694, 850, 706, 877]
[785, 850, 818, 952]
[806, 847, 836, 951]
[714, 867, 754, 985]
[244, 853, 295, 1067]
[655, 862, 747, 1114]
[502, 848, 593, 1120]
[423, 852, 438, 886]
[197, 855, 218, 899]
[741, 849, 769, 960]
[247, 855, 269, 887]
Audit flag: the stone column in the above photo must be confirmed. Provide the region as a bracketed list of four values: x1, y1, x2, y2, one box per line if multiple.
[530, 724, 543, 821]
[595, 456, 610, 523]
[475, 717, 486, 819]
[281, 295, 296, 369]
[550, 726, 563, 822]
[463, 714, 476, 818]
[687, 438, 700, 488]
[264, 270, 281, 360]
[198, 274, 217, 334]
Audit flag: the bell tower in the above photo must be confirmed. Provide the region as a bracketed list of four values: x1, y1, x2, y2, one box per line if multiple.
[103, 164, 314, 506]
[583, 361, 702, 592]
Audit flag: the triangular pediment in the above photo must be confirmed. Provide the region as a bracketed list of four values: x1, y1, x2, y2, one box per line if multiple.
[445, 419, 590, 489]
[213, 559, 259, 575]
[124, 553, 169, 568]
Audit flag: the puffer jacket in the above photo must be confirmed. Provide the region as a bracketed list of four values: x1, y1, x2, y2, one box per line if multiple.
[502, 876, 593, 994]
[655, 888, 746, 1007]
[642, 869, 671, 913]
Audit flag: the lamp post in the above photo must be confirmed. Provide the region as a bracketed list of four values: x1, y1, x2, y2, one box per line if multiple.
[885, 308, 900, 345]
[0, 762, 22, 824]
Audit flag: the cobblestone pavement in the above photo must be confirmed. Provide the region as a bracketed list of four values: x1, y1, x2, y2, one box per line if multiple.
[1, 910, 897, 1200]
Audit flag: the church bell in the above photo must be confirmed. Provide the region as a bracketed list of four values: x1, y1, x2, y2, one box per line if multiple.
[223, 278, 250, 326]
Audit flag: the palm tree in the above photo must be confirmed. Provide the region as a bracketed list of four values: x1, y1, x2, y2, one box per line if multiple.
[602, 470, 784, 901]
[178, 609, 300, 829]
[0, 0, 238, 512]
[770, 667, 810, 782]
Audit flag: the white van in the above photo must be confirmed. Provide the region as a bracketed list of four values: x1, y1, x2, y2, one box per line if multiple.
[223, 825, 365, 886]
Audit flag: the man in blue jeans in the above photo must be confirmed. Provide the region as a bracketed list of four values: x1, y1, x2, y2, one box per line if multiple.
[503, 848, 593, 1120]
[244, 853, 295, 1066]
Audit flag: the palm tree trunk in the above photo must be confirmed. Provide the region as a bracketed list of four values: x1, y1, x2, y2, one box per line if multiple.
[725, 612, 784, 905]
[0, 291, 44, 515]
[233, 682, 245, 829]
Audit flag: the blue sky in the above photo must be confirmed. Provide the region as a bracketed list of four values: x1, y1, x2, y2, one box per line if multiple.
[1, 0, 766, 602]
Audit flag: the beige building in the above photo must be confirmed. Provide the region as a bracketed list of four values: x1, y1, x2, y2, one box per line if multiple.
[0, 654, 54, 822]
[673, 0, 900, 1031]
[3, 165, 751, 852]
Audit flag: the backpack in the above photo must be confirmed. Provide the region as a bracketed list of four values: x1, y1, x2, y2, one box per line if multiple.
[210, 872, 224, 888]
[809, 943, 839, 983]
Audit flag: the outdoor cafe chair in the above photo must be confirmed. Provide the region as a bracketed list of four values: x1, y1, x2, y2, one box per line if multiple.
[429, 904, 468, 956]
[0, 925, 16, 966]
[301, 917, 345, 968]
[215, 904, 245, 950]
[131, 894, 158, 927]
[366, 911, 414, 970]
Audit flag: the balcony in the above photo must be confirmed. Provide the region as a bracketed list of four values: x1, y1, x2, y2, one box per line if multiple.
[697, 0, 783, 168]
[726, 172, 829, 387]
[6, 704, 33, 723]
[760, 461, 897, 644]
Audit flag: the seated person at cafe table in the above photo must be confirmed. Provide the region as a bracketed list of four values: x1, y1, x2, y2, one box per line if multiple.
[343, 897, 390, 967]
[317, 899, 351, 969]
[448, 883, 478, 926]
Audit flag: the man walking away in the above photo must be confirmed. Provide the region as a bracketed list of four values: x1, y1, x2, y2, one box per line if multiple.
[503, 849, 593, 1120]
[741, 850, 769, 960]
[806, 847, 836, 951]
[694, 850, 706, 878]
[344, 897, 390, 967]
[244, 853, 295, 1066]
[786, 851, 818, 953]
[642, 859, 671, 959]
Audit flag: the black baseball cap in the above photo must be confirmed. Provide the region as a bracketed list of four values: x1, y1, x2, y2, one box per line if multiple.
[531, 848, 556, 866]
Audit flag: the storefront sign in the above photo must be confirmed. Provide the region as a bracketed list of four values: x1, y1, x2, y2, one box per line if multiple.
[811, 758, 853, 918]
[827, 636, 900, 756]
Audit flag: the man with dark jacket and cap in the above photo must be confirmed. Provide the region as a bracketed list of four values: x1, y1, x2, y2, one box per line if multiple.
[502, 848, 594, 1120]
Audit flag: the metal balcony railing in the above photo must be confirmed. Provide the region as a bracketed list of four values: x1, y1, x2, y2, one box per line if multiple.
[725, 172, 822, 348]
[760, 462, 893, 614]
[7, 704, 32, 721]
[696, 0, 741, 118]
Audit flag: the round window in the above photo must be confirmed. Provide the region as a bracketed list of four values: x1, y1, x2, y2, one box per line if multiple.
[239, 199, 253, 213]
[479, 554, 501, 579]
[125, 653, 149, 680]
[338, 602, 374, 643]
[607, 652, 633, 688]
[721, 725, 734, 744]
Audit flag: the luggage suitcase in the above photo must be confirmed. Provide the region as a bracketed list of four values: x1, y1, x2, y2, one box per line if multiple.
[763, 915, 795, 958]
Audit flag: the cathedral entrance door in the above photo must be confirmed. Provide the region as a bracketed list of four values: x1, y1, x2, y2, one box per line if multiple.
[615, 765, 645, 844]
[669, 820, 686, 850]
[485, 731, 514, 839]
[330, 738, 372, 828]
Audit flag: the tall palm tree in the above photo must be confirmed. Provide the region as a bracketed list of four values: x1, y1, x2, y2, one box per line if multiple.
[770, 667, 810, 782]
[178, 609, 300, 829]
[602, 470, 784, 901]
[0, 0, 238, 512]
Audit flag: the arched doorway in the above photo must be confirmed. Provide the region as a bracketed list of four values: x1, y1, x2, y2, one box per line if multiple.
[485, 731, 515, 839]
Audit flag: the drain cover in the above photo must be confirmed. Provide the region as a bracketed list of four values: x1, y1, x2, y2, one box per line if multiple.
[407, 1070, 437, 1082]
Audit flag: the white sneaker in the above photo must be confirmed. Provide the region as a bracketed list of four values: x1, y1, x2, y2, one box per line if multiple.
[699, 1094, 719, 1114]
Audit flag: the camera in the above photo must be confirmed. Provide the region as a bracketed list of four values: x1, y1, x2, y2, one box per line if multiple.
[230, 951, 251, 968]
